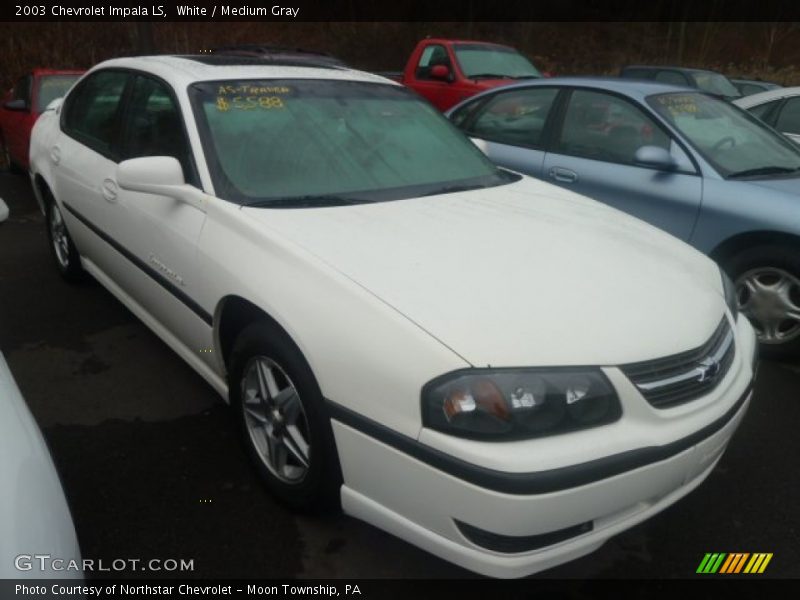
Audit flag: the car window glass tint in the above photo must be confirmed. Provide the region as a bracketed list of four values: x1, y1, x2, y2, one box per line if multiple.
[415, 45, 451, 80]
[775, 98, 800, 135]
[63, 70, 128, 155]
[449, 98, 483, 128]
[655, 71, 689, 86]
[122, 75, 193, 179]
[467, 88, 558, 148]
[748, 99, 781, 124]
[557, 90, 671, 165]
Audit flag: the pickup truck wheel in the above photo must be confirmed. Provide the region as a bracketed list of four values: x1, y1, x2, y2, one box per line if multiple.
[46, 199, 84, 282]
[229, 321, 342, 512]
[725, 245, 800, 359]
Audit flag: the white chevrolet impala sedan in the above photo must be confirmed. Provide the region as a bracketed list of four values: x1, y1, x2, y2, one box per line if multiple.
[29, 55, 757, 578]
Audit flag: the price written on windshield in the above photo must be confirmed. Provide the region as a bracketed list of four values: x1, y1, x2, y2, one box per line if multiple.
[215, 96, 285, 111]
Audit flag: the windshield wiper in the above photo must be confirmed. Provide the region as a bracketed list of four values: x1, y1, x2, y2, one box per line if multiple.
[421, 183, 489, 197]
[727, 166, 800, 179]
[244, 195, 370, 208]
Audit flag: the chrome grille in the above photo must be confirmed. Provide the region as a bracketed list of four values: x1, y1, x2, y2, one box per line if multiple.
[620, 318, 735, 409]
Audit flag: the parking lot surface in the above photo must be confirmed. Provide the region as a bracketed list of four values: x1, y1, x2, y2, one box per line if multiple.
[0, 170, 797, 579]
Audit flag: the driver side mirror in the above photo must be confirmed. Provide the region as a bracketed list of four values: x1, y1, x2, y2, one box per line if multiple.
[116, 156, 207, 212]
[0, 198, 9, 224]
[634, 145, 676, 171]
[430, 64, 451, 82]
[3, 99, 29, 112]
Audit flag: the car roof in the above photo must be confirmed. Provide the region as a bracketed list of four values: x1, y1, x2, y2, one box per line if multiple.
[87, 55, 397, 90]
[425, 38, 513, 47]
[622, 65, 721, 75]
[450, 76, 696, 106]
[730, 78, 780, 86]
[30, 68, 85, 77]
[734, 85, 800, 108]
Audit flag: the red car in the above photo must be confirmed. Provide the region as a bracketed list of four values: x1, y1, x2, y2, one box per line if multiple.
[0, 68, 84, 171]
[383, 39, 544, 112]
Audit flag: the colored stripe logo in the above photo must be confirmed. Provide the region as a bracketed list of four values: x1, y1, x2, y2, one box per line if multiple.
[697, 553, 773, 574]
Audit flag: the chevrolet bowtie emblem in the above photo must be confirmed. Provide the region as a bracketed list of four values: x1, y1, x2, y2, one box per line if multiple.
[696, 356, 722, 383]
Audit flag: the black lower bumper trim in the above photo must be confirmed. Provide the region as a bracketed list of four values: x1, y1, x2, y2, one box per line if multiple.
[455, 519, 593, 554]
[326, 381, 752, 496]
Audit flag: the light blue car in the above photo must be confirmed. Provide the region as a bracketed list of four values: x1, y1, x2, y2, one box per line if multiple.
[447, 77, 800, 358]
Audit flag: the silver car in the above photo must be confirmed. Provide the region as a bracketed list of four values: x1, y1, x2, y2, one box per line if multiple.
[447, 78, 800, 357]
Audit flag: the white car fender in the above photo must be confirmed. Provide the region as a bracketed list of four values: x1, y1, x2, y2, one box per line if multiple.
[200, 199, 470, 440]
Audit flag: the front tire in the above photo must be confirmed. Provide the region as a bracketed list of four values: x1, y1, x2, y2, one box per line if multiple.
[45, 198, 84, 282]
[724, 245, 800, 359]
[228, 320, 342, 512]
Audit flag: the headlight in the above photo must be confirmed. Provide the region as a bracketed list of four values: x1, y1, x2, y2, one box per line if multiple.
[422, 369, 621, 440]
[721, 268, 738, 321]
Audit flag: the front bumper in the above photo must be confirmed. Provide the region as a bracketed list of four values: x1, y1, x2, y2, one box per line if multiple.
[330, 317, 757, 578]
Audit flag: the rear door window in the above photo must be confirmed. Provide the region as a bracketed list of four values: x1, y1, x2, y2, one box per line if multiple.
[62, 70, 129, 157]
[466, 87, 559, 148]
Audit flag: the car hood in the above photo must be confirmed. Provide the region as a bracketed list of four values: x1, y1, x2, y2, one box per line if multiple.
[242, 177, 724, 366]
[741, 175, 800, 195]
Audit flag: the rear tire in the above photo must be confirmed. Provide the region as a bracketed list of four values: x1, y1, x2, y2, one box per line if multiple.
[724, 245, 800, 359]
[45, 197, 84, 282]
[228, 320, 342, 512]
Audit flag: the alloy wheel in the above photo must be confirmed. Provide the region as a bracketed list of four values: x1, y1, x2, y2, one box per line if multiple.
[49, 204, 71, 269]
[241, 356, 311, 483]
[736, 267, 800, 344]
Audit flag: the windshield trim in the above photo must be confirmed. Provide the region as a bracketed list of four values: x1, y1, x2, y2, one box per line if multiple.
[645, 91, 800, 179]
[189, 78, 517, 207]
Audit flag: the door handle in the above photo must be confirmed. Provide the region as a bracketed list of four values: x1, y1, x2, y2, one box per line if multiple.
[101, 178, 118, 202]
[548, 166, 579, 183]
[50, 145, 61, 165]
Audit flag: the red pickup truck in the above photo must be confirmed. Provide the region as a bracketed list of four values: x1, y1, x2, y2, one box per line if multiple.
[383, 39, 544, 112]
[0, 68, 84, 171]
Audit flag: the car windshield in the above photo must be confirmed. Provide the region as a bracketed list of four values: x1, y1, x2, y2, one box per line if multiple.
[453, 44, 541, 80]
[648, 92, 800, 178]
[190, 79, 512, 206]
[690, 72, 740, 98]
[37, 74, 81, 112]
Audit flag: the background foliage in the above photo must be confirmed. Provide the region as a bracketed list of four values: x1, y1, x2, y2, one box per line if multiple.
[1, 21, 799, 89]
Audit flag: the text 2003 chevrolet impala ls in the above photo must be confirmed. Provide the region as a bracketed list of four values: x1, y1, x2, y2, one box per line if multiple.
[29, 55, 757, 578]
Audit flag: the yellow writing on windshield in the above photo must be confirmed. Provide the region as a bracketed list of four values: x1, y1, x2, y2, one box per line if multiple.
[215, 96, 285, 111]
[218, 85, 291, 95]
[658, 95, 699, 114]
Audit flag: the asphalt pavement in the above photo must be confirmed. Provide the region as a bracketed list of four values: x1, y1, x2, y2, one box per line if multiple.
[0, 170, 797, 579]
